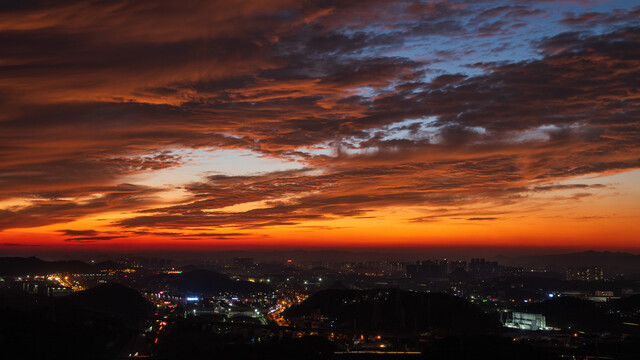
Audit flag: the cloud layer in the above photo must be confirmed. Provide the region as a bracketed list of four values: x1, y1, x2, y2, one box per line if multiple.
[0, 1, 638, 246]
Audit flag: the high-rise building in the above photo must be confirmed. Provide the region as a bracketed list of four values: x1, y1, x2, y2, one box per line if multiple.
[468, 258, 500, 280]
[447, 260, 467, 273]
[406, 260, 448, 281]
[233, 257, 255, 270]
[566, 266, 603, 281]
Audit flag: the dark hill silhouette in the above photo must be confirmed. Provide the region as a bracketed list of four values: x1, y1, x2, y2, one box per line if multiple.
[178, 264, 202, 272]
[0, 256, 94, 275]
[142, 269, 272, 295]
[427, 335, 555, 360]
[0, 284, 152, 359]
[612, 294, 640, 313]
[157, 332, 336, 360]
[61, 282, 154, 318]
[283, 288, 500, 335]
[0, 256, 127, 276]
[525, 296, 616, 332]
[93, 260, 126, 270]
[328, 280, 349, 290]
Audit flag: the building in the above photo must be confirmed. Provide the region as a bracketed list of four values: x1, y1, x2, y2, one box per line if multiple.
[566, 266, 603, 281]
[588, 290, 618, 302]
[311, 261, 329, 269]
[22, 281, 73, 296]
[382, 261, 405, 273]
[233, 257, 255, 270]
[406, 260, 448, 281]
[47, 286, 74, 297]
[468, 258, 500, 280]
[447, 261, 467, 273]
[501, 266, 524, 277]
[504, 312, 546, 330]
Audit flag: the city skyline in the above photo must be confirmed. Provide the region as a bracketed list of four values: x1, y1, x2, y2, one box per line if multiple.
[1, 0, 639, 255]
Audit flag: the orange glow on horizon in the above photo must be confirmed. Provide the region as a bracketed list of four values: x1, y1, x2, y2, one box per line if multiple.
[1, 1, 639, 256]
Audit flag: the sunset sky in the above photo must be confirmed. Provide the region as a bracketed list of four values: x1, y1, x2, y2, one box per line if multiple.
[1, 0, 639, 256]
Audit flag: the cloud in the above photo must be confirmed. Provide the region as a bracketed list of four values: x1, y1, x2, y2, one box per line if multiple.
[1, 243, 41, 247]
[60, 229, 131, 242]
[64, 236, 127, 243]
[59, 230, 99, 237]
[116, 162, 611, 230]
[0, 1, 638, 235]
[560, 6, 640, 27]
[0, 184, 162, 230]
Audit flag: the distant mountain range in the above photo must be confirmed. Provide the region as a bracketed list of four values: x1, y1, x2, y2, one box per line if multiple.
[0, 256, 122, 275]
[3, 251, 639, 277]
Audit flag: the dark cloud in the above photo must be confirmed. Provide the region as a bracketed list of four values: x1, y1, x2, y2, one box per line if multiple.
[64, 236, 127, 242]
[59, 229, 99, 237]
[479, 5, 546, 19]
[1, 243, 41, 247]
[560, 6, 640, 27]
[531, 184, 606, 192]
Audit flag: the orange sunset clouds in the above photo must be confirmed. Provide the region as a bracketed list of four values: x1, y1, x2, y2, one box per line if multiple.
[0, 0, 639, 254]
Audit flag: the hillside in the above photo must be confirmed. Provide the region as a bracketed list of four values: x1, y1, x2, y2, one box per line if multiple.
[142, 269, 272, 295]
[284, 289, 500, 335]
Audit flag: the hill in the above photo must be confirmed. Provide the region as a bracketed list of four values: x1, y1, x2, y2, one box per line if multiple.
[0, 256, 126, 275]
[61, 282, 154, 318]
[0, 283, 153, 359]
[141, 269, 272, 295]
[0, 256, 94, 275]
[283, 289, 500, 336]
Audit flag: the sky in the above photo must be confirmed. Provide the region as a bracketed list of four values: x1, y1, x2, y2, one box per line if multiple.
[0, 0, 639, 257]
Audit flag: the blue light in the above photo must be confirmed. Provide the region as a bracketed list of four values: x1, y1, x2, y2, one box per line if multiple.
[548, 293, 554, 298]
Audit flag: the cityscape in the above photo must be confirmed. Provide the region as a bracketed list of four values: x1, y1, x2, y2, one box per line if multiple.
[1, 251, 640, 359]
[1, 0, 639, 359]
